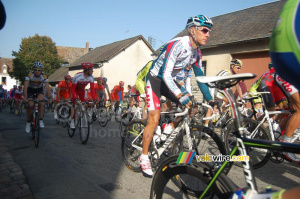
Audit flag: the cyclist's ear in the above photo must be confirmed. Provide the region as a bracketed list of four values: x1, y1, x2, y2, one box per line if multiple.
[0, 1, 6, 30]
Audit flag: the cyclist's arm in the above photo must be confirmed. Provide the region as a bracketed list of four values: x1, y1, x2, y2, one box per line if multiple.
[23, 81, 29, 99]
[192, 63, 213, 102]
[90, 82, 96, 100]
[45, 82, 51, 98]
[71, 83, 77, 99]
[186, 77, 192, 95]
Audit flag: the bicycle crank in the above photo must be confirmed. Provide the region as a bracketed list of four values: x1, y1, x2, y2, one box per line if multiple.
[270, 151, 284, 163]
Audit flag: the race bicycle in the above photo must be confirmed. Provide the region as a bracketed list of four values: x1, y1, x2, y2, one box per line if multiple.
[150, 73, 300, 199]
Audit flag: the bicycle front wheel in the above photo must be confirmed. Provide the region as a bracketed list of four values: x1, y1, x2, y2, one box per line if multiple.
[150, 154, 237, 199]
[121, 120, 146, 172]
[79, 112, 90, 145]
[223, 117, 271, 169]
[98, 107, 108, 127]
[32, 114, 40, 148]
[67, 120, 75, 138]
[171, 125, 227, 156]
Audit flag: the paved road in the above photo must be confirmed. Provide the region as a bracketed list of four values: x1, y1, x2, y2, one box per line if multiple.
[0, 108, 299, 199]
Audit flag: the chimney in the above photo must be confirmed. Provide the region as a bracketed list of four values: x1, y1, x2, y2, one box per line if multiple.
[86, 42, 89, 51]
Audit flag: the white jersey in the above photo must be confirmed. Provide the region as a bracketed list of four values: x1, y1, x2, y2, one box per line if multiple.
[72, 72, 94, 91]
[150, 36, 204, 97]
[25, 71, 49, 89]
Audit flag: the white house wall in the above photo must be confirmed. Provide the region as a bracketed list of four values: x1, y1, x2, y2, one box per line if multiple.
[96, 39, 153, 91]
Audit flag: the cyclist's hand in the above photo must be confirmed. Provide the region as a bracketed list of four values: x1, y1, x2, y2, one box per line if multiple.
[23, 98, 28, 103]
[178, 94, 192, 109]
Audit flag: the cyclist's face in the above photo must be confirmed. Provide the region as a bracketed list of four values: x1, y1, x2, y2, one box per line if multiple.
[232, 65, 241, 74]
[192, 26, 211, 46]
[34, 69, 42, 76]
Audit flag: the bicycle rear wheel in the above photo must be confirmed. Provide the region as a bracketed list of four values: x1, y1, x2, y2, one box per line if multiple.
[79, 112, 90, 145]
[223, 117, 271, 169]
[150, 154, 237, 199]
[121, 120, 146, 172]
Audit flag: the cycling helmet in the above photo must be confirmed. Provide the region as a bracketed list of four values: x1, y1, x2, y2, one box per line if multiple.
[119, 81, 124, 87]
[97, 77, 103, 82]
[64, 75, 71, 80]
[268, 62, 273, 69]
[186, 15, 213, 29]
[13, 85, 17, 89]
[103, 77, 107, 83]
[81, 62, 94, 70]
[230, 59, 243, 67]
[33, 61, 44, 69]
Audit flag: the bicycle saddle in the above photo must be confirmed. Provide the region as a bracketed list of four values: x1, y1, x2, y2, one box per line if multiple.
[196, 73, 256, 89]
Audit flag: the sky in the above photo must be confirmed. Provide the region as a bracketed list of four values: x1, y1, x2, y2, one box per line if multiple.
[0, 0, 278, 58]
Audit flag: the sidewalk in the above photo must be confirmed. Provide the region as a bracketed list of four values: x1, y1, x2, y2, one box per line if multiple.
[0, 134, 33, 199]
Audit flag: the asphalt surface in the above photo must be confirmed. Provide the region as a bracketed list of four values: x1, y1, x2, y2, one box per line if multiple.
[0, 108, 299, 199]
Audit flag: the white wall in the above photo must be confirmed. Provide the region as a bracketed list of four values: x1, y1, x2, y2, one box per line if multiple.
[0, 74, 18, 90]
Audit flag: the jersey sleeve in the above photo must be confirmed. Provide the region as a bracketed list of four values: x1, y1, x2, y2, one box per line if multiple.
[160, 40, 183, 97]
[192, 63, 213, 102]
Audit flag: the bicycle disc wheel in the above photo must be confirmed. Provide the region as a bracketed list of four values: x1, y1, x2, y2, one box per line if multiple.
[223, 117, 271, 169]
[79, 112, 90, 145]
[150, 154, 237, 199]
[121, 120, 146, 172]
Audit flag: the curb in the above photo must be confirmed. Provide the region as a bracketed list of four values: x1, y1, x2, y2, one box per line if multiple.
[0, 134, 34, 199]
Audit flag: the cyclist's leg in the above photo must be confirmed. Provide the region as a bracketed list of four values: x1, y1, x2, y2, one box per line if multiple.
[285, 92, 300, 137]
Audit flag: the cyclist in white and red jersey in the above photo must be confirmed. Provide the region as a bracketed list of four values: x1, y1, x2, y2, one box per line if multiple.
[14, 85, 23, 115]
[69, 62, 95, 128]
[139, 14, 215, 177]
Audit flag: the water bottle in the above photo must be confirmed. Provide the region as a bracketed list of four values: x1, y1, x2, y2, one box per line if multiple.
[153, 126, 162, 143]
[161, 123, 173, 141]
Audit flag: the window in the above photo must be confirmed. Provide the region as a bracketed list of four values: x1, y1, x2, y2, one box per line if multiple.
[2, 65, 7, 74]
[1, 77, 6, 85]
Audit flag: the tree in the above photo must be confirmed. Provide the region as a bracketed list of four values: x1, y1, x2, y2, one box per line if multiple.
[9, 34, 63, 84]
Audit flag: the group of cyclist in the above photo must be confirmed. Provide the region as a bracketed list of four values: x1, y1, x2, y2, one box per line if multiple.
[0, 84, 24, 114]
[2, 0, 299, 197]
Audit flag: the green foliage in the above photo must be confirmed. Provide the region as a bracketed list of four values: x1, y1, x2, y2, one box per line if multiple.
[9, 34, 63, 84]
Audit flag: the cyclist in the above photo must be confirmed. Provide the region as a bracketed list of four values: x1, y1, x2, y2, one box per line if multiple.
[94, 77, 106, 105]
[14, 85, 24, 115]
[110, 81, 124, 113]
[249, 62, 289, 131]
[135, 61, 153, 119]
[54, 75, 72, 120]
[102, 77, 111, 101]
[8, 85, 17, 108]
[232, 0, 300, 198]
[70, 62, 95, 128]
[211, 59, 247, 105]
[0, 85, 6, 110]
[139, 15, 215, 177]
[23, 61, 52, 133]
[126, 84, 140, 113]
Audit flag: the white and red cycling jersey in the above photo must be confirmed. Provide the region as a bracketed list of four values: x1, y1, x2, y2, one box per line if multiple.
[71, 72, 95, 101]
[14, 89, 23, 100]
[274, 73, 298, 98]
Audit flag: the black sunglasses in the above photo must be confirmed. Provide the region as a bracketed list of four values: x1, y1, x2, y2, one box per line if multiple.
[34, 69, 42, 72]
